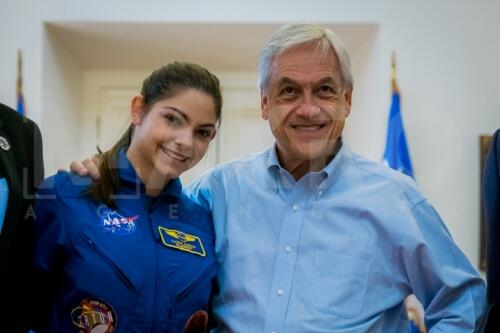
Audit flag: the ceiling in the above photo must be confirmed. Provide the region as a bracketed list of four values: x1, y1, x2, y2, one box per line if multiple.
[46, 22, 377, 71]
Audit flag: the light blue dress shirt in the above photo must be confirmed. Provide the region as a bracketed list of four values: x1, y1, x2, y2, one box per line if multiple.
[187, 142, 486, 333]
[0, 178, 8, 234]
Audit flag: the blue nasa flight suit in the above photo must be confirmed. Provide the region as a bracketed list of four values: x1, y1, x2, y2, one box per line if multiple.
[32, 149, 217, 333]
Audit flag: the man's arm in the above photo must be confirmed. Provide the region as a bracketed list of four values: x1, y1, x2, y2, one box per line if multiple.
[30, 118, 44, 187]
[184, 173, 216, 213]
[70, 156, 216, 212]
[484, 129, 500, 332]
[403, 201, 487, 332]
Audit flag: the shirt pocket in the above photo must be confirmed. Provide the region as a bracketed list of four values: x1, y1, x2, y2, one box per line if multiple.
[306, 234, 373, 319]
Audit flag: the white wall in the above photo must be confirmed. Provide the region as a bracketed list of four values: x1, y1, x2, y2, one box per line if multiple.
[378, 1, 500, 266]
[1, 0, 500, 268]
[41, 26, 83, 173]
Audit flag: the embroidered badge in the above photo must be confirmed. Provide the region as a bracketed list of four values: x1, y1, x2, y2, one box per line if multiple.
[0, 136, 10, 151]
[71, 297, 117, 333]
[158, 226, 206, 257]
[99, 209, 138, 235]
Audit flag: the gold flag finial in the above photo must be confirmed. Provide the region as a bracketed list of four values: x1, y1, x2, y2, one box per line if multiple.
[17, 49, 23, 96]
[391, 51, 398, 92]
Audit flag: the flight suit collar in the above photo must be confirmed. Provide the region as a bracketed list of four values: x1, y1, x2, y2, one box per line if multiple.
[117, 147, 182, 199]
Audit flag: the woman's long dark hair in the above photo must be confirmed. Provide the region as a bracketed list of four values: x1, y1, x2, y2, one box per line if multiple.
[86, 61, 223, 208]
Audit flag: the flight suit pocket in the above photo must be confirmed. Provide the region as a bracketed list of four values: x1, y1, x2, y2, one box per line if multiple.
[56, 230, 146, 333]
[79, 229, 145, 292]
[169, 263, 218, 332]
[175, 263, 217, 301]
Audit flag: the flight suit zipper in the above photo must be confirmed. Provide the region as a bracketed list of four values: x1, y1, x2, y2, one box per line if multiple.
[148, 201, 160, 333]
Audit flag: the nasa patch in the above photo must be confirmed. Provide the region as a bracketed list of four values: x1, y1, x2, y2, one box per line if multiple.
[71, 297, 117, 333]
[99, 209, 138, 235]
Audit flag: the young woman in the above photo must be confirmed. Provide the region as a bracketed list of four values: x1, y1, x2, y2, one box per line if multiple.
[32, 62, 222, 333]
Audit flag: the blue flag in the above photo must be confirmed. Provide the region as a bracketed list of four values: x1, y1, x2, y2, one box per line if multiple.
[408, 310, 422, 333]
[382, 91, 414, 178]
[409, 322, 420, 333]
[16, 91, 25, 116]
[407, 301, 424, 333]
[16, 50, 25, 116]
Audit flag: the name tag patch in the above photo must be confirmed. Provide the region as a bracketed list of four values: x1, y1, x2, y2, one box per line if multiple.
[158, 226, 205, 257]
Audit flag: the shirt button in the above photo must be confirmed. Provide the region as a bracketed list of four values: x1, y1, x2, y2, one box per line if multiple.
[292, 204, 299, 211]
[318, 190, 323, 196]
[285, 246, 292, 253]
[277, 288, 284, 296]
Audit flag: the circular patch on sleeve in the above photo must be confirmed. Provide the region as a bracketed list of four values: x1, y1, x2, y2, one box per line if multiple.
[71, 297, 117, 333]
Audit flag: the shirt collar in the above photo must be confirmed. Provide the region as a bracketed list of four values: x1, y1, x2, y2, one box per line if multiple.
[320, 139, 353, 191]
[265, 138, 353, 192]
[117, 147, 182, 199]
[267, 143, 281, 170]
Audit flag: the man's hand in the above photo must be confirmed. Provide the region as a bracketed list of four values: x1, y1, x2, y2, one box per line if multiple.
[69, 155, 101, 180]
[183, 310, 208, 333]
[405, 294, 426, 333]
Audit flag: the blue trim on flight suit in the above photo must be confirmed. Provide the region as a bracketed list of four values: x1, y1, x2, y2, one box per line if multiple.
[33, 148, 217, 333]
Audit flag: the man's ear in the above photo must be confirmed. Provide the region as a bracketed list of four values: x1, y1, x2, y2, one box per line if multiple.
[343, 86, 353, 117]
[261, 90, 270, 120]
[131, 95, 146, 125]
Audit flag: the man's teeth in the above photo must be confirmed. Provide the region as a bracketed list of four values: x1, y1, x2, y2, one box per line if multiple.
[293, 125, 323, 131]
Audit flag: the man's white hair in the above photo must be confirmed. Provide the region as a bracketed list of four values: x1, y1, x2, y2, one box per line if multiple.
[257, 24, 353, 91]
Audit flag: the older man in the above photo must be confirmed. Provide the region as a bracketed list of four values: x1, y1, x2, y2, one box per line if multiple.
[74, 24, 486, 332]
[187, 24, 486, 332]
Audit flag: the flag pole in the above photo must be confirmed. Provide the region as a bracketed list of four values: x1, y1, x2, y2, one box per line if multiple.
[391, 51, 399, 93]
[17, 50, 23, 100]
[16, 49, 26, 116]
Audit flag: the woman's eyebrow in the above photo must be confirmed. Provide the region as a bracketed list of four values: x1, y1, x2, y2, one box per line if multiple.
[164, 106, 216, 128]
[199, 123, 216, 129]
[163, 106, 188, 121]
